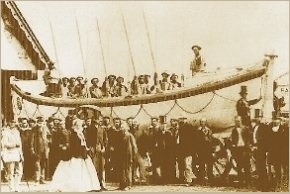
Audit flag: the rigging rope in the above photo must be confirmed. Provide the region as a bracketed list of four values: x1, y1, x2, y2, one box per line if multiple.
[120, 10, 137, 76]
[175, 92, 216, 114]
[96, 17, 108, 76]
[213, 91, 236, 102]
[75, 15, 86, 77]
[31, 105, 43, 118]
[142, 9, 157, 73]
[22, 99, 31, 118]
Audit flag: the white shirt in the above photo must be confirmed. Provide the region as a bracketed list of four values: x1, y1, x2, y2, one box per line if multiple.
[236, 127, 245, 147]
[253, 125, 259, 144]
[272, 125, 280, 133]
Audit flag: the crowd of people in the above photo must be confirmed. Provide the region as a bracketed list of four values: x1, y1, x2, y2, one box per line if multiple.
[42, 44, 207, 98]
[1, 109, 289, 192]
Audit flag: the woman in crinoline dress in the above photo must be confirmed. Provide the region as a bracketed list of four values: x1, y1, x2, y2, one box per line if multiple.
[50, 116, 101, 192]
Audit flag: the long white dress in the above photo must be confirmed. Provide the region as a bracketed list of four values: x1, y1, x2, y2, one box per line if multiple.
[49, 126, 101, 192]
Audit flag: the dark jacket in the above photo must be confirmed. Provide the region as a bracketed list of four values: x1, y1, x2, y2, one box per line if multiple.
[30, 125, 51, 159]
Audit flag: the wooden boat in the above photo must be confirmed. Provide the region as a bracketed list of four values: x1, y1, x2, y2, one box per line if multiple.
[3, 1, 276, 131]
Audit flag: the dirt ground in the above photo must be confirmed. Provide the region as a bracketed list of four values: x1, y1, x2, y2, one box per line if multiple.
[1, 181, 259, 192]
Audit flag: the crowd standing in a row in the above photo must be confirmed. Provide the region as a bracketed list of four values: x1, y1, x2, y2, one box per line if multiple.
[1, 111, 288, 192]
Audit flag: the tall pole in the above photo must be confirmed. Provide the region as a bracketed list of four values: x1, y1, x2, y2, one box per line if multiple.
[75, 15, 86, 77]
[96, 17, 108, 76]
[121, 11, 136, 76]
[262, 53, 278, 121]
[142, 9, 157, 73]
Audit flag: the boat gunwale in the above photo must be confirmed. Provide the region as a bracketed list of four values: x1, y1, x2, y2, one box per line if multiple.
[10, 65, 266, 108]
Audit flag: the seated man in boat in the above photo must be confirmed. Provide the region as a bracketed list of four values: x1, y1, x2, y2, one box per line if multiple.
[113, 76, 128, 97]
[130, 76, 140, 95]
[75, 78, 90, 98]
[102, 75, 116, 98]
[169, 74, 181, 90]
[190, 45, 206, 76]
[236, 86, 262, 127]
[42, 63, 62, 97]
[61, 77, 70, 97]
[89, 78, 103, 99]
[68, 77, 79, 98]
[138, 75, 150, 95]
[159, 71, 171, 91]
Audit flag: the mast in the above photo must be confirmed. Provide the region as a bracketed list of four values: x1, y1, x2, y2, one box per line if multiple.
[48, 18, 60, 71]
[96, 17, 108, 76]
[262, 52, 278, 121]
[75, 15, 86, 77]
[142, 10, 157, 74]
[121, 11, 137, 76]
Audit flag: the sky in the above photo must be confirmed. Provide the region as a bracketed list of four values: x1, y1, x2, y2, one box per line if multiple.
[2, 1, 289, 81]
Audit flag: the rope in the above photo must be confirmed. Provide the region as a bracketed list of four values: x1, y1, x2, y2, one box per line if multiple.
[111, 105, 143, 121]
[74, 15, 86, 77]
[213, 91, 236, 102]
[175, 92, 215, 114]
[120, 10, 136, 76]
[31, 105, 43, 118]
[96, 17, 107, 76]
[142, 9, 157, 73]
[141, 101, 176, 117]
[22, 99, 31, 118]
[52, 107, 66, 119]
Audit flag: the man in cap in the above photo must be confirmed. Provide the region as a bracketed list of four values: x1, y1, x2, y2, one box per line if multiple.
[196, 117, 214, 184]
[159, 71, 171, 91]
[30, 116, 51, 184]
[102, 75, 116, 97]
[231, 116, 252, 187]
[90, 78, 103, 99]
[130, 76, 140, 95]
[61, 77, 70, 97]
[190, 45, 206, 76]
[76, 78, 89, 98]
[68, 77, 79, 98]
[236, 86, 262, 127]
[170, 74, 181, 90]
[1, 120, 23, 192]
[114, 76, 128, 97]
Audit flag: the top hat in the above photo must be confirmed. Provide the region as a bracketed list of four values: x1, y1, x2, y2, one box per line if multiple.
[254, 109, 263, 118]
[239, 85, 248, 95]
[192, 45, 202, 50]
[159, 115, 167, 124]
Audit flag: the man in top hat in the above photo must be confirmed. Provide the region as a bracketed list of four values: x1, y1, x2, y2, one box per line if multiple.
[90, 78, 103, 99]
[236, 86, 262, 127]
[170, 73, 181, 90]
[159, 71, 171, 91]
[190, 45, 206, 76]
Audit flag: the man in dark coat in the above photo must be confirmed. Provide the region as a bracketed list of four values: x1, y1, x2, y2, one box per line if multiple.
[231, 116, 252, 186]
[107, 117, 123, 182]
[178, 116, 195, 185]
[250, 112, 269, 191]
[19, 118, 34, 180]
[196, 117, 214, 184]
[86, 116, 108, 190]
[117, 123, 138, 190]
[30, 117, 51, 184]
[236, 86, 262, 127]
[267, 117, 285, 188]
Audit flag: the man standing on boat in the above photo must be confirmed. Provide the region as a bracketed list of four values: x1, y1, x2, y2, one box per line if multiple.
[236, 86, 262, 127]
[190, 45, 206, 76]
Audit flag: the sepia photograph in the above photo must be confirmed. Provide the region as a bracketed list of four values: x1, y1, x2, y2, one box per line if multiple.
[1, 1, 289, 192]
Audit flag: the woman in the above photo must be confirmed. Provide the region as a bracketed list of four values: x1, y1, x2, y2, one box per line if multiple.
[50, 116, 101, 192]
